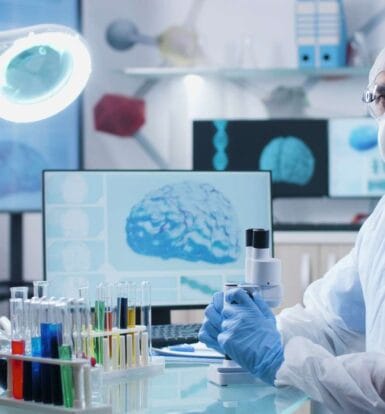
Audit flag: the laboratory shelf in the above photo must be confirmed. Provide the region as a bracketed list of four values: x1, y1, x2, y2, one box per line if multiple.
[118, 65, 370, 79]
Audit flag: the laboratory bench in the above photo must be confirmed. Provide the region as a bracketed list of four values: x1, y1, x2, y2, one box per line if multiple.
[0, 362, 309, 414]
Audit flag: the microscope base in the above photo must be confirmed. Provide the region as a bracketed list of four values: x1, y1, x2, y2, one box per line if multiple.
[207, 364, 258, 386]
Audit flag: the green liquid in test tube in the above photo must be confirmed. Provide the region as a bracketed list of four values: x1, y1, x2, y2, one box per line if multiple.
[95, 284, 105, 365]
[57, 300, 74, 408]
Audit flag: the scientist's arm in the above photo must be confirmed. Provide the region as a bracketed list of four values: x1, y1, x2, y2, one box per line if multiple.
[276, 337, 385, 414]
[277, 247, 365, 356]
[277, 194, 385, 355]
[275, 197, 385, 413]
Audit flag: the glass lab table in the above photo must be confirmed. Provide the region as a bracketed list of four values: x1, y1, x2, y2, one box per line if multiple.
[105, 361, 308, 413]
[0, 361, 308, 414]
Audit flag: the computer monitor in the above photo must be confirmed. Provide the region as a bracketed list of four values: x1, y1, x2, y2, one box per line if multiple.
[328, 117, 384, 198]
[43, 170, 272, 308]
[0, 0, 81, 212]
[193, 119, 328, 198]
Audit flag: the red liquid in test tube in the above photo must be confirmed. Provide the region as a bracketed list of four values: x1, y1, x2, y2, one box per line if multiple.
[11, 339, 25, 399]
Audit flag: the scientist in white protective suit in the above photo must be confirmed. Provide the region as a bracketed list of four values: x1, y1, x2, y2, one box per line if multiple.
[198, 47, 385, 414]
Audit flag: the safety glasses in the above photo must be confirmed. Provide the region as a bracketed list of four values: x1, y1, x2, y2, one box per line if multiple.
[362, 71, 385, 119]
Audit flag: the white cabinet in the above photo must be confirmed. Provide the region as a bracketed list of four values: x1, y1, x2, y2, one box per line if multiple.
[274, 231, 357, 310]
[274, 244, 319, 311]
[318, 243, 353, 276]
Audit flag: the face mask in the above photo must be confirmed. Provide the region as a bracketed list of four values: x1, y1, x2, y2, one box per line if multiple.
[377, 119, 385, 162]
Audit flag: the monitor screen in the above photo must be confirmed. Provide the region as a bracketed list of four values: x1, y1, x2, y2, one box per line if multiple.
[193, 119, 328, 198]
[43, 170, 272, 306]
[329, 117, 384, 198]
[0, 0, 80, 212]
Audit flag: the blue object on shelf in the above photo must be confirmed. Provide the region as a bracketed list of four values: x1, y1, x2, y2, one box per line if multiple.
[296, 0, 347, 68]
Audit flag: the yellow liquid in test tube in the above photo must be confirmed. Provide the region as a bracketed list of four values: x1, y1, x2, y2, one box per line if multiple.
[127, 307, 136, 328]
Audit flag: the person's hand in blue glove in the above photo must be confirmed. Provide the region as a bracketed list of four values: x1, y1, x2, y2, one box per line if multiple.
[218, 288, 284, 385]
[198, 291, 224, 354]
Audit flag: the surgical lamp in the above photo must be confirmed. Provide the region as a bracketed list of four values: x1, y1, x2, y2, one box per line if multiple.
[0, 24, 91, 123]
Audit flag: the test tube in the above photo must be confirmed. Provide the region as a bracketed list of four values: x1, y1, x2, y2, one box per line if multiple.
[57, 300, 74, 408]
[104, 283, 114, 357]
[103, 283, 113, 331]
[40, 298, 52, 404]
[127, 282, 137, 328]
[127, 282, 136, 364]
[10, 287, 28, 301]
[10, 296, 24, 400]
[116, 282, 128, 329]
[28, 280, 48, 402]
[79, 286, 92, 358]
[70, 295, 88, 410]
[140, 281, 152, 356]
[74, 298, 85, 359]
[33, 281, 48, 299]
[30, 281, 47, 402]
[10, 287, 28, 401]
[95, 284, 105, 364]
[30, 299, 42, 402]
[22, 299, 32, 401]
[50, 299, 63, 406]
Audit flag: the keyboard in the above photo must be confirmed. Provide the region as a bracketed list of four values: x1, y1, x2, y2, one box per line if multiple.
[151, 323, 202, 348]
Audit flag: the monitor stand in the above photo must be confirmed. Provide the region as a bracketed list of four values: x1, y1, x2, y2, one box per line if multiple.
[151, 307, 171, 325]
[134, 306, 171, 325]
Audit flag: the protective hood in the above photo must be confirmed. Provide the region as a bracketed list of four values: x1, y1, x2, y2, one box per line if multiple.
[369, 47, 385, 161]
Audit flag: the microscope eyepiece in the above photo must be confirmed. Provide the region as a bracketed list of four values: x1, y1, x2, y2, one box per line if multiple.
[252, 229, 269, 249]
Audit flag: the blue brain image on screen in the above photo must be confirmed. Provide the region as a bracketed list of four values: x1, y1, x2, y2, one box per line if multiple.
[259, 136, 315, 185]
[126, 181, 240, 264]
[0, 140, 46, 196]
[349, 125, 378, 151]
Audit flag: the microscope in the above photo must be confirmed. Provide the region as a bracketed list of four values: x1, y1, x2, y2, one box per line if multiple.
[207, 228, 283, 386]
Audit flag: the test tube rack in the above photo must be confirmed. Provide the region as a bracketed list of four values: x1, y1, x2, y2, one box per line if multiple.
[90, 325, 164, 379]
[0, 352, 112, 414]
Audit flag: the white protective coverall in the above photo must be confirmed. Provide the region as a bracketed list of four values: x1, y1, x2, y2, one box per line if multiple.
[275, 49, 385, 414]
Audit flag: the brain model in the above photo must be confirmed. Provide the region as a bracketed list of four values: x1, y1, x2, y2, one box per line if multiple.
[259, 136, 315, 185]
[126, 181, 240, 264]
[349, 125, 378, 151]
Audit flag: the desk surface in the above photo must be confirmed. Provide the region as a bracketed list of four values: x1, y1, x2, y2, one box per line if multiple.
[0, 362, 308, 414]
[104, 362, 307, 414]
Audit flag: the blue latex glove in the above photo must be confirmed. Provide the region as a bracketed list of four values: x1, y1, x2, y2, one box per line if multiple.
[218, 288, 284, 385]
[198, 291, 224, 354]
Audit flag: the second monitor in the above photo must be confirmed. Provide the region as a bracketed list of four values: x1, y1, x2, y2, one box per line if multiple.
[193, 119, 328, 198]
[328, 117, 384, 198]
